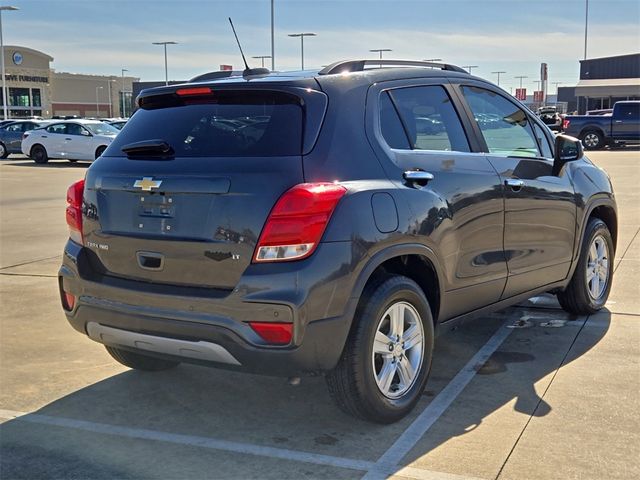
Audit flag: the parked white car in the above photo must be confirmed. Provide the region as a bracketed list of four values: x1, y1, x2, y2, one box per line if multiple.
[22, 120, 119, 164]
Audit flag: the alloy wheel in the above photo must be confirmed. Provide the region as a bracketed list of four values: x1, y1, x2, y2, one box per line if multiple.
[371, 301, 424, 399]
[586, 234, 609, 301]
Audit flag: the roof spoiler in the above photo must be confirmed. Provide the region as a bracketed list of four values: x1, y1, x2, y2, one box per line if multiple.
[318, 59, 468, 75]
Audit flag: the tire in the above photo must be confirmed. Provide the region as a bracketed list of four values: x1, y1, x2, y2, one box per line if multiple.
[30, 144, 48, 164]
[105, 345, 180, 371]
[95, 146, 107, 160]
[326, 275, 434, 424]
[0, 142, 8, 159]
[557, 218, 614, 315]
[581, 130, 605, 150]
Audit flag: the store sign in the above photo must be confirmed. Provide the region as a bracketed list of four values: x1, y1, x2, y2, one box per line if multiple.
[220, 64, 233, 71]
[515, 88, 527, 101]
[4, 74, 49, 83]
[533, 91, 544, 102]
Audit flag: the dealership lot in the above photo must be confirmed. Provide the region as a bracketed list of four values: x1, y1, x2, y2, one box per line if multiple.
[0, 151, 638, 479]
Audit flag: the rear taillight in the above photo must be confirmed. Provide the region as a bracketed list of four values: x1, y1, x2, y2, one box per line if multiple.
[66, 179, 85, 244]
[176, 87, 212, 96]
[563, 119, 570, 130]
[253, 183, 347, 262]
[248, 322, 293, 345]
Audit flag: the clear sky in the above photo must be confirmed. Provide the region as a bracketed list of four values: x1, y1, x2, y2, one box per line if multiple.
[3, 0, 639, 93]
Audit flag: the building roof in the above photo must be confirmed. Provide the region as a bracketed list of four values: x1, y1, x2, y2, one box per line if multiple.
[3, 45, 53, 62]
[575, 77, 640, 97]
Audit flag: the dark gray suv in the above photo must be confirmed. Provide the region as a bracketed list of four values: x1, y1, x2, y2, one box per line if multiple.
[59, 60, 617, 423]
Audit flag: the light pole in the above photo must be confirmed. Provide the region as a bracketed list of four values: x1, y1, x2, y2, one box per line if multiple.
[252, 55, 272, 68]
[533, 80, 541, 91]
[152, 41, 177, 86]
[288, 33, 316, 70]
[584, 0, 589, 59]
[370, 48, 392, 60]
[0, 6, 18, 120]
[121, 68, 128, 117]
[514, 75, 528, 89]
[462, 65, 478, 74]
[271, 0, 275, 70]
[491, 71, 506, 86]
[552, 82, 563, 105]
[95, 86, 103, 118]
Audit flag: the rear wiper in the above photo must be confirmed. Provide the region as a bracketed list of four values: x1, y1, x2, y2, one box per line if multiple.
[121, 139, 175, 159]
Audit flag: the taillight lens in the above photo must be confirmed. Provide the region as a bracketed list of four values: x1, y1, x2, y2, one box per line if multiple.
[176, 87, 212, 96]
[248, 322, 293, 345]
[562, 119, 570, 130]
[254, 183, 347, 262]
[66, 179, 85, 244]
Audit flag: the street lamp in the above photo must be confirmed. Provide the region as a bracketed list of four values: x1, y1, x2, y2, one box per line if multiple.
[370, 48, 392, 60]
[152, 41, 177, 86]
[491, 71, 506, 86]
[462, 65, 478, 74]
[584, 0, 589, 59]
[121, 68, 128, 117]
[288, 33, 316, 70]
[252, 55, 272, 68]
[514, 75, 528, 88]
[95, 86, 103, 118]
[0, 5, 18, 120]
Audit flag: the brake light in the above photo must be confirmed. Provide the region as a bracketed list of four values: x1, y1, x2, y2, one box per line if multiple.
[62, 292, 76, 311]
[66, 179, 85, 244]
[176, 87, 212, 96]
[254, 183, 347, 262]
[563, 119, 570, 130]
[248, 322, 293, 345]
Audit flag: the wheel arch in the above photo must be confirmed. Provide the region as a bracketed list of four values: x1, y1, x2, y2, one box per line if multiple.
[95, 144, 108, 159]
[350, 244, 444, 324]
[579, 125, 606, 139]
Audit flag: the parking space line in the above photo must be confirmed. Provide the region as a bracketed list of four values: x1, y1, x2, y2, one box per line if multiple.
[362, 321, 513, 479]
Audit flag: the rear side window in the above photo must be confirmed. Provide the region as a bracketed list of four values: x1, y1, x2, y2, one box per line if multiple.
[109, 91, 303, 157]
[532, 123, 553, 158]
[46, 124, 67, 134]
[616, 103, 640, 120]
[462, 86, 541, 158]
[384, 86, 470, 152]
[379, 92, 410, 149]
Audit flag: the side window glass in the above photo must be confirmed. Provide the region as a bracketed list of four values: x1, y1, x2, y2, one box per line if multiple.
[389, 86, 470, 152]
[379, 92, 410, 149]
[532, 123, 553, 158]
[46, 124, 66, 134]
[66, 124, 83, 136]
[462, 86, 541, 158]
[6, 124, 21, 132]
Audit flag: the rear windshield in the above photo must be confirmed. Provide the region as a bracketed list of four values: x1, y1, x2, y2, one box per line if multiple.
[107, 91, 303, 157]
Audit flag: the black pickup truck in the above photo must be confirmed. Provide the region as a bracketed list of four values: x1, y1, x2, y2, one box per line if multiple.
[563, 100, 640, 149]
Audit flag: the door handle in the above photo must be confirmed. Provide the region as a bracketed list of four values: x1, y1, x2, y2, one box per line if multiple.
[65, 138, 72, 140]
[505, 178, 525, 191]
[614, 120, 623, 124]
[41, 135, 47, 138]
[403, 170, 434, 187]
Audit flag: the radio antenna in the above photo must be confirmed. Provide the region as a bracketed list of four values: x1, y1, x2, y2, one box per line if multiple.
[228, 17, 250, 71]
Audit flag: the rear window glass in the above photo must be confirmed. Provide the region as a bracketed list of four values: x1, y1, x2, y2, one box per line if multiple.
[108, 91, 303, 157]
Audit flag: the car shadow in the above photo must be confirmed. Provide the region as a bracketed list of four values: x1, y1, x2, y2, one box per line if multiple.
[0, 306, 610, 477]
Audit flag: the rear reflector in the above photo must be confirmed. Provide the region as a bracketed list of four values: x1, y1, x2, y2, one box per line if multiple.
[254, 183, 347, 262]
[563, 119, 570, 130]
[63, 292, 75, 311]
[66, 179, 85, 244]
[248, 322, 293, 345]
[176, 87, 212, 96]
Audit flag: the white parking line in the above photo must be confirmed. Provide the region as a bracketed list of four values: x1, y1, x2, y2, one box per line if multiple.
[362, 322, 513, 479]
[0, 320, 512, 480]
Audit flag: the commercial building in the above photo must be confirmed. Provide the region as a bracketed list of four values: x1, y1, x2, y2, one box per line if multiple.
[558, 53, 640, 114]
[1, 45, 139, 119]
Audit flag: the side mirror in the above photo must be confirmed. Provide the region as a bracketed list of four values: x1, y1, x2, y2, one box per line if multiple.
[553, 134, 583, 176]
[81, 130, 92, 137]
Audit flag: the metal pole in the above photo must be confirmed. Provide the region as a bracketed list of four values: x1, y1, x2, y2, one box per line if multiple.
[121, 69, 128, 117]
[163, 44, 168, 85]
[95, 86, 100, 117]
[491, 71, 506, 86]
[300, 35, 304, 70]
[584, 0, 589, 60]
[0, 10, 5, 120]
[107, 80, 112, 117]
[270, 0, 275, 70]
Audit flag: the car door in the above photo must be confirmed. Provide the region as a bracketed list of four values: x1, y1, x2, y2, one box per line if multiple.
[373, 81, 507, 318]
[456, 83, 577, 298]
[611, 103, 640, 140]
[2, 122, 24, 152]
[40, 123, 67, 157]
[63, 123, 94, 160]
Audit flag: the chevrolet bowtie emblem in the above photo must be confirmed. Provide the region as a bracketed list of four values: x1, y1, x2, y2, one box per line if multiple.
[134, 177, 162, 191]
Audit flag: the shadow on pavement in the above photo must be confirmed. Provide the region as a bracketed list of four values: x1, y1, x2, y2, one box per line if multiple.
[3, 160, 89, 168]
[0, 308, 610, 477]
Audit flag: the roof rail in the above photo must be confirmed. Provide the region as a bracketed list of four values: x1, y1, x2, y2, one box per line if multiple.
[318, 59, 469, 75]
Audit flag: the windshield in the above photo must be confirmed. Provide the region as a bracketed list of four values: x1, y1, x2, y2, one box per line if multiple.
[85, 123, 120, 135]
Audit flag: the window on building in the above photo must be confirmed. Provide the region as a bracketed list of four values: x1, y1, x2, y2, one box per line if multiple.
[9, 88, 30, 107]
[31, 89, 42, 107]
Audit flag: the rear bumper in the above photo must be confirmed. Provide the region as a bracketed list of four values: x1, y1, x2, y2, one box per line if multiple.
[59, 239, 364, 376]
